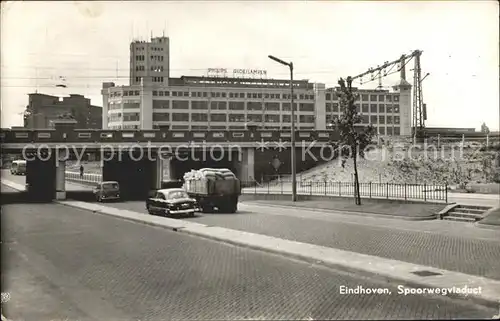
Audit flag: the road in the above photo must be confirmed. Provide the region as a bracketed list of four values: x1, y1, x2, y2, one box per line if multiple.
[4, 172, 500, 281]
[2, 185, 497, 320]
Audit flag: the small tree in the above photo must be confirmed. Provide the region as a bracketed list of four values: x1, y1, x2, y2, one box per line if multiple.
[481, 122, 490, 135]
[330, 77, 375, 205]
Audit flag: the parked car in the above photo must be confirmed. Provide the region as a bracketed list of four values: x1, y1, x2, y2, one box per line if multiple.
[10, 160, 26, 175]
[93, 181, 120, 202]
[146, 188, 200, 217]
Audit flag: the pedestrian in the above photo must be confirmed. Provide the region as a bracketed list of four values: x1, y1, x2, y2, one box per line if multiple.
[80, 164, 84, 178]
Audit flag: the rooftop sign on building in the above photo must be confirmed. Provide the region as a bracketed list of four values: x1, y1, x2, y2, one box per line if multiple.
[207, 68, 267, 78]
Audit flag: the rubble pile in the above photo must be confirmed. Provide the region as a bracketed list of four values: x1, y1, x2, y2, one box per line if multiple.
[183, 168, 236, 181]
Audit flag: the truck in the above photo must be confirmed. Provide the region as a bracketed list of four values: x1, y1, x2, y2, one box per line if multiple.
[183, 169, 241, 213]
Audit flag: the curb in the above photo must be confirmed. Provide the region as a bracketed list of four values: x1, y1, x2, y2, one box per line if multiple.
[242, 201, 439, 221]
[55, 199, 500, 308]
[475, 222, 500, 231]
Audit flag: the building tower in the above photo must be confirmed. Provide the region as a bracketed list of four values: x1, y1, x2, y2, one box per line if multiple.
[129, 35, 170, 86]
[392, 55, 412, 136]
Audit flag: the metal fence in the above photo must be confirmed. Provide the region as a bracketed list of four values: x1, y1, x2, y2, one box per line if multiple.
[64, 171, 448, 202]
[241, 180, 448, 202]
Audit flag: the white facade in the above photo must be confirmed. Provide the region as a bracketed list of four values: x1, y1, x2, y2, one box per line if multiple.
[102, 37, 411, 135]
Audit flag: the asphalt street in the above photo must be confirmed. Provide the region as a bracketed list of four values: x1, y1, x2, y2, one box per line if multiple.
[4, 172, 500, 281]
[98, 198, 500, 280]
[1, 185, 497, 320]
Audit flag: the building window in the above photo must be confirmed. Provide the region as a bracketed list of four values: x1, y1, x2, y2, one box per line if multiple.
[282, 103, 298, 111]
[394, 127, 400, 135]
[192, 101, 208, 110]
[229, 114, 245, 122]
[191, 113, 208, 122]
[362, 94, 369, 101]
[332, 103, 339, 112]
[379, 104, 385, 113]
[394, 105, 400, 113]
[379, 115, 385, 124]
[247, 114, 262, 122]
[210, 113, 227, 122]
[326, 103, 332, 112]
[299, 103, 314, 112]
[265, 114, 280, 123]
[370, 94, 377, 101]
[123, 112, 140, 121]
[386, 105, 392, 113]
[379, 127, 386, 135]
[153, 113, 170, 121]
[387, 116, 393, 124]
[355, 104, 360, 112]
[183, 92, 189, 97]
[299, 115, 315, 123]
[239, 93, 245, 98]
[361, 115, 369, 123]
[370, 115, 377, 124]
[394, 116, 400, 124]
[370, 104, 377, 113]
[265, 102, 280, 111]
[282, 115, 297, 123]
[387, 127, 393, 135]
[123, 103, 140, 109]
[172, 113, 189, 122]
[378, 95, 385, 102]
[153, 91, 158, 96]
[386, 95, 392, 102]
[153, 100, 169, 109]
[229, 101, 245, 110]
[247, 102, 262, 110]
[394, 95, 399, 102]
[172, 100, 189, 110]
[210, 101, 227, 110]
[362, 103, 369, 113]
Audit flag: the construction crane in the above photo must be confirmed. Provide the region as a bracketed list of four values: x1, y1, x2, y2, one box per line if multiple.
[346, 50, 427, 141]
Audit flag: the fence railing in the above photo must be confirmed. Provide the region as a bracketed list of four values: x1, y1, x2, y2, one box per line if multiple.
[65, 171, 101, 185]
[64, 171, 447, 202]
[241, 180, 448, 203]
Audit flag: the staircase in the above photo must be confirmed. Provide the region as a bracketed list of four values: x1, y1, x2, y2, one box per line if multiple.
[442, 205, 492, 223]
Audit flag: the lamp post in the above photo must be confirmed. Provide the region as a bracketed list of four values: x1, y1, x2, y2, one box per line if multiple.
[268, 55, 297, 201]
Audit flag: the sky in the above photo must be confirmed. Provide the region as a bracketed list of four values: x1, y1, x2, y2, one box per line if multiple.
[1, 0, 499, 131]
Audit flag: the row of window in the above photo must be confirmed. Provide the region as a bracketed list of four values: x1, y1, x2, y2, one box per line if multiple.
[134, 66, 165, 72]
[152, 113, 316, 123]
[134, 55, 165, 61]
[109, 102, 140, 110]
[109, 112, 140, 122]
[326, 92, 400, 102]
[326, 114, 400, 125]
[151, 100, 315, 112]
[326, 103, 400, 114]
[134, 46, 165, 52]
[152, 90, 314, 100]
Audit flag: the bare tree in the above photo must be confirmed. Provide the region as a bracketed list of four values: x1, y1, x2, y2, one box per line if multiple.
[330, 78, 375, 205]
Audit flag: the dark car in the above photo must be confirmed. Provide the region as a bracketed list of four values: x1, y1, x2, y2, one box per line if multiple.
[146, 188, 200, 217]
[93, 181, 120, 202]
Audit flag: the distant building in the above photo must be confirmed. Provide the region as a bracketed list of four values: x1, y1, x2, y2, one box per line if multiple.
[101, 36, 412, 136]
[23, 93, 102, 129]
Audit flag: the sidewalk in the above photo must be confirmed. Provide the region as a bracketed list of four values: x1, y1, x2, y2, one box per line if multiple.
[241, 197, 444, 220]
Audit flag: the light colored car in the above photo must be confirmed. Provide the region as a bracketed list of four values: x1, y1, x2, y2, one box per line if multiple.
[146, 188, 200, 217]
[10, 160, 26, 175]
